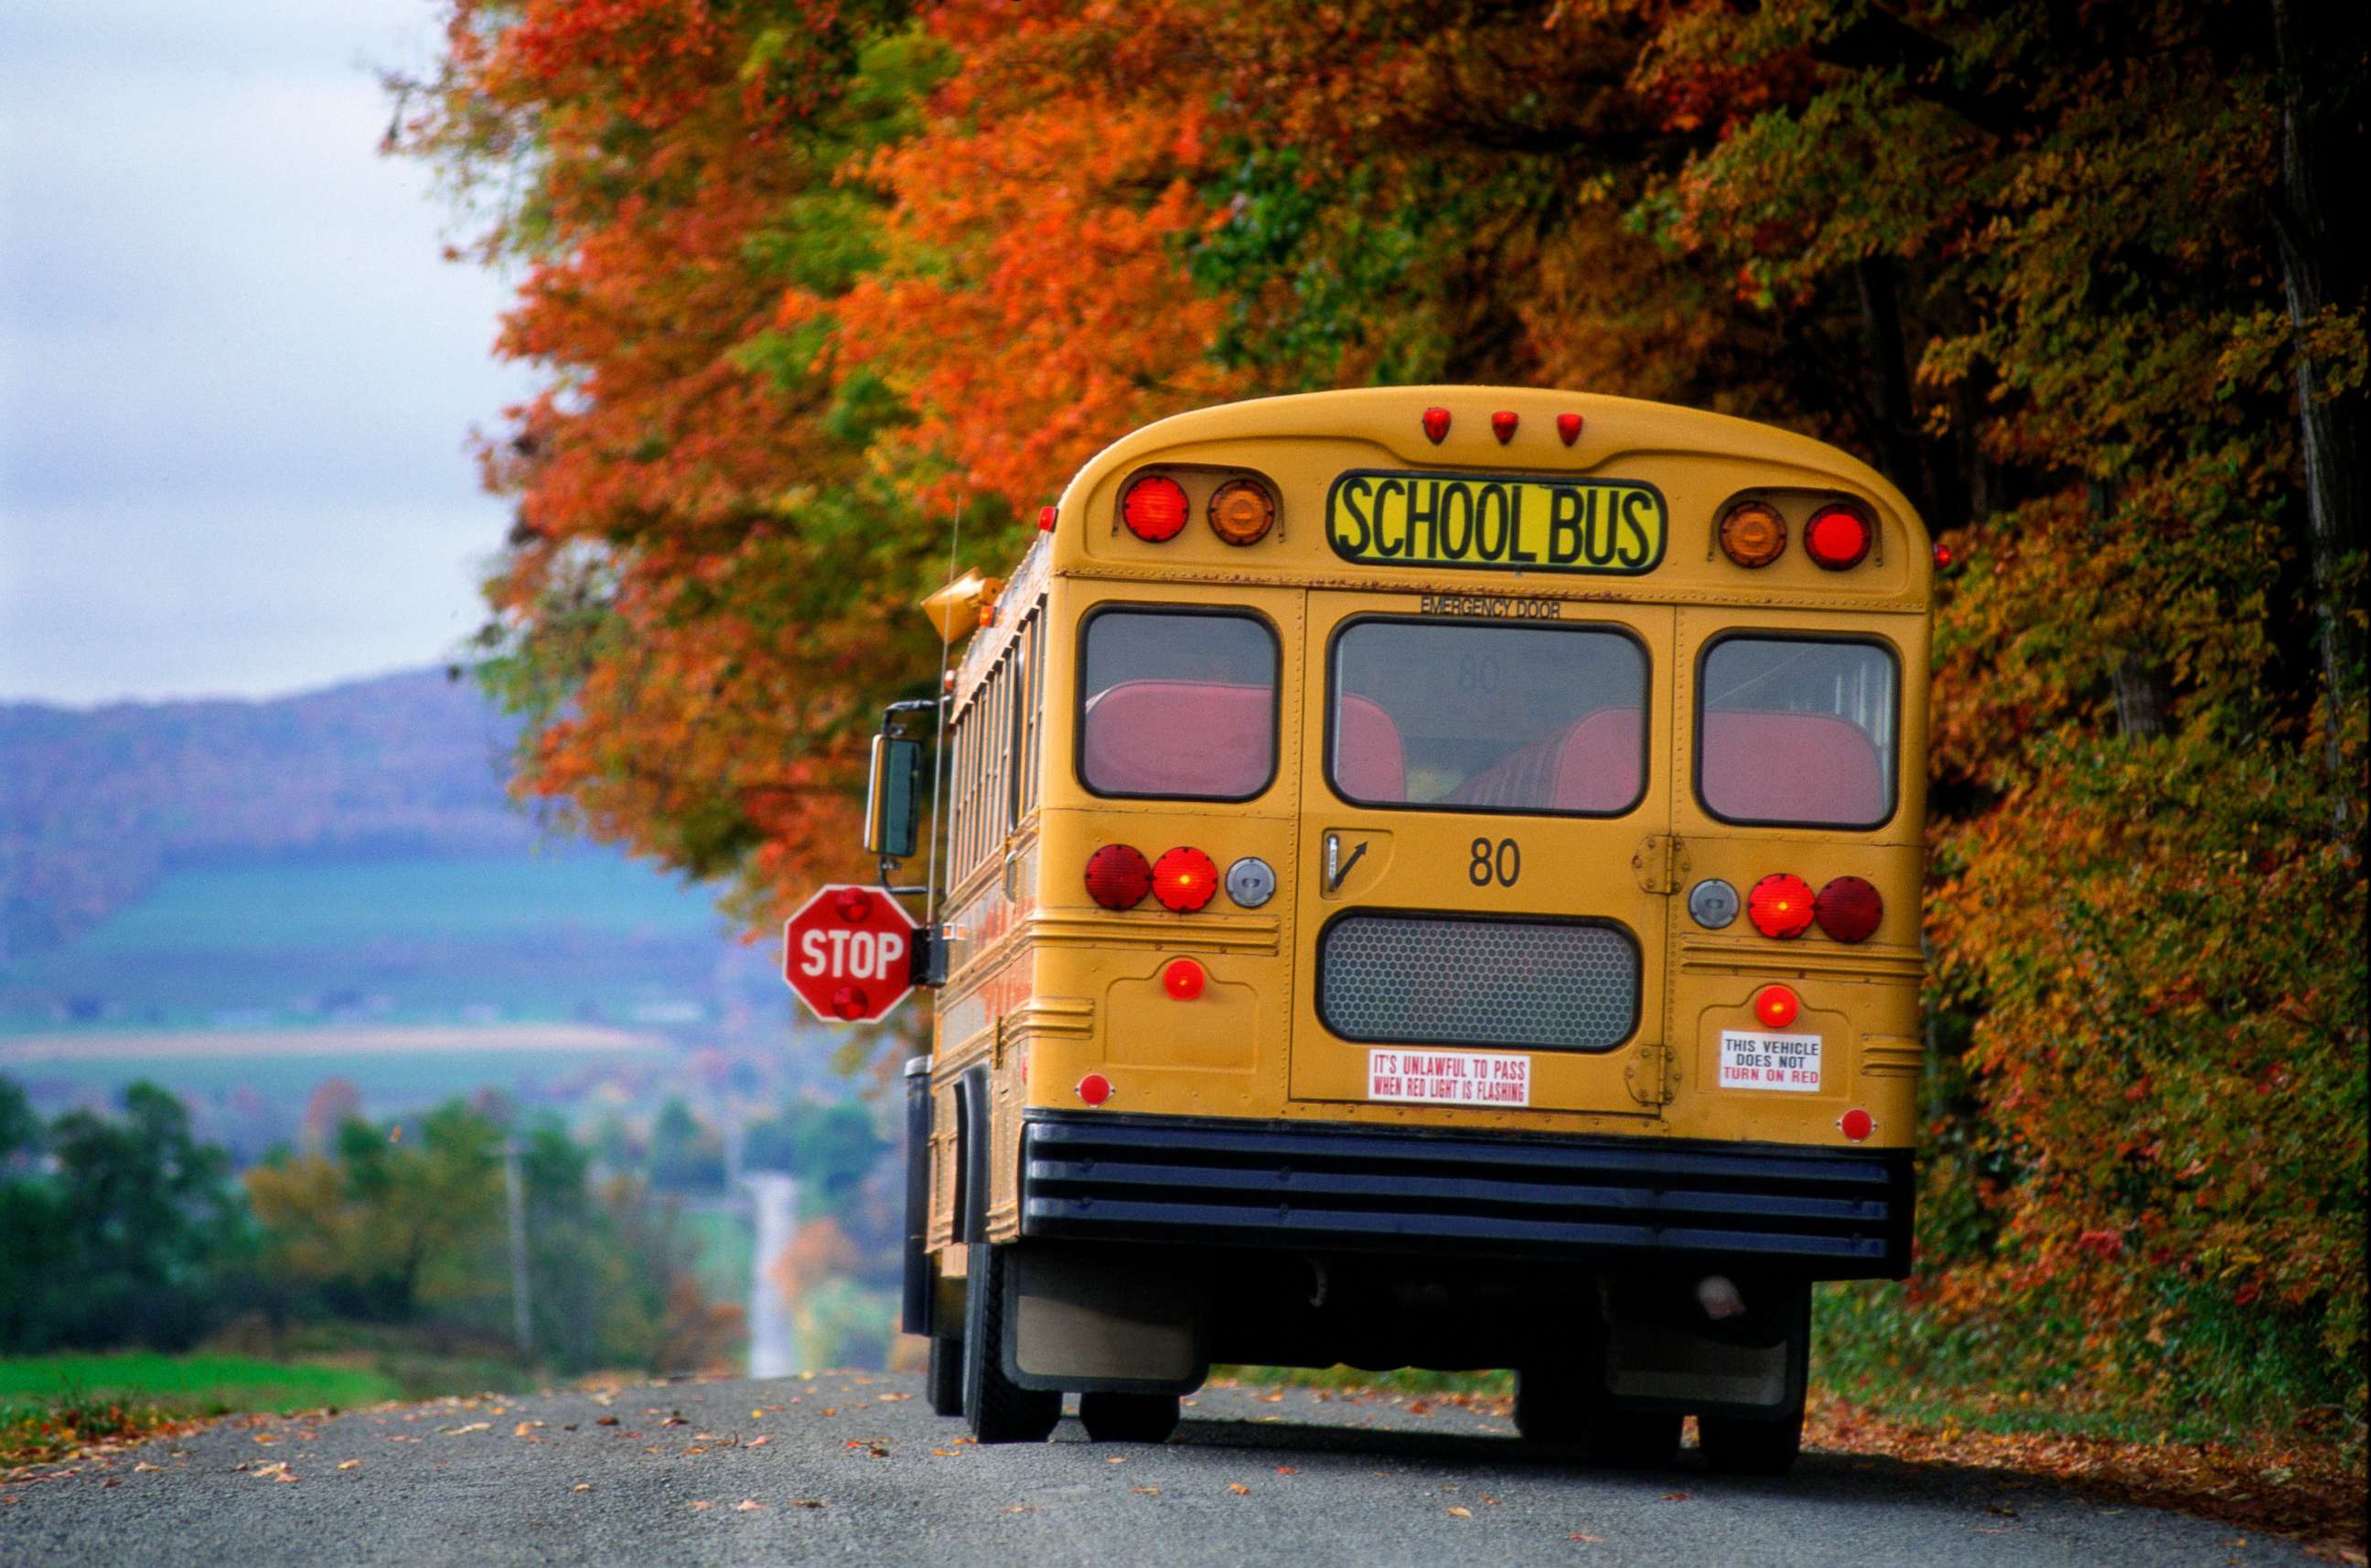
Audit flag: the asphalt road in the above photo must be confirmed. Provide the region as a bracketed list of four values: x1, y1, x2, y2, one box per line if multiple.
[0, 1371, 2308, 1568]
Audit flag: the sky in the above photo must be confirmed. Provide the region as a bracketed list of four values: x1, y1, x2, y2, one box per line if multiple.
[0, 1, 531, 706]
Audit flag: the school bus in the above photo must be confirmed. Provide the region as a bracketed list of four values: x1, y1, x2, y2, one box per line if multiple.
[866, 386, 1929, 1475]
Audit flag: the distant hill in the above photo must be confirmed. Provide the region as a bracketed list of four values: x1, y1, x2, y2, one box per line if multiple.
[0, 668, 549, 961]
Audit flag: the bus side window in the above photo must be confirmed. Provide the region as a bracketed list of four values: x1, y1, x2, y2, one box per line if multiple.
[1078, 609, 1279, 801]
[1697, 636, 1896, 828]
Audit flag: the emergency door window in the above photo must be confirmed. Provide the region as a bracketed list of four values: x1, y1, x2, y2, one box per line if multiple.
[1327, 620, 1647, 814]
[1078, 609, 1278, 800]
[1697, 636, 1896, 828]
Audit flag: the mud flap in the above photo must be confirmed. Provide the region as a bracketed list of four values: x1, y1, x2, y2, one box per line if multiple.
[1000, 1244, 1207, 1395]
[1597, 1276, 1808, 1417]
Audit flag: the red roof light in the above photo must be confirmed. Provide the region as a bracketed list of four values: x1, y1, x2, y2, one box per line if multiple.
[1421, 407, 1452, 444]
[1556, 413, 1583, 446]
[1490, 411, 1518, 444]
[1804, 504, 1872, 569]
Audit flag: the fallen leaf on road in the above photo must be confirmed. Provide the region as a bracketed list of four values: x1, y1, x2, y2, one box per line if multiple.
[736, 1499, 765, 1511]
[688, 1499, 713, 1510]
[747, 1436, 772, 1447]
[252, 1434, 279, 1445]
[595, 1416, 619, 1426]
[1132, 1486, 1161, 1496]
[1107, 1456, 1127, 1465]
[930, 1449, 955, 1457]
[102, 1477, 122, 1489]
[1570, 1533, 1604, 1542]
[1446, 1506, 1472, 1518]
[1005, 1504, 1035, 1514]
[1257, 1392, 1282, 1403]
[820, 1408, 837, 1417]
[789, 1499, 825, 1509]
[514, 1422, 543, 1436]
[1661, 1492, 1690, 1502]
[443, 1423, 490, 1435]
[1227, 1483, 1250, 1495]
[1274, 1466, 1296, 1476]
[134, 1463, 163, 1473]
[661, 1412, 688, 1427]
[573, 1484, 592, 1493]
[338, 1460, 361, 1471]
[879, 1392, 910, 1402]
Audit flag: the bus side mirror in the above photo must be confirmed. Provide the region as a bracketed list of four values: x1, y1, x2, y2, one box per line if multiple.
[864, 732, 926, 859]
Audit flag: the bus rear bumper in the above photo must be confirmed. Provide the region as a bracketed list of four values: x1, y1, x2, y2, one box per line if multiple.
[1018, 1110, 1913, 1280]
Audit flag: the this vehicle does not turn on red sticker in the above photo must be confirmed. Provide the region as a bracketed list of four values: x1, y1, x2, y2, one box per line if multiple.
[1368, 1048, 1530, 1106]
[1719, 1030, 1823, 1091]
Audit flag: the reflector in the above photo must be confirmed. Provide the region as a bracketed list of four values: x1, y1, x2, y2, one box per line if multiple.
[1490, 411, 1518, 444]
[1555, 412, 1583, 446]
[1804, 503, 1872, 569]
[1084, 844, 1153, 910]
[1078, 1073, 1113, 1107]
[1746, 873, 1815, 939]
[1839, 1108, 1874, 1142]
[1421, 407, 1452, 444]
[1152, 846, 1218, 912]
[1037, 504, 1057, 533]
[1121, 476, 1190, 542]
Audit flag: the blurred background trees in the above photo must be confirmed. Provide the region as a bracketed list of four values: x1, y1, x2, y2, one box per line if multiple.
[392, 0, 2366, 1441]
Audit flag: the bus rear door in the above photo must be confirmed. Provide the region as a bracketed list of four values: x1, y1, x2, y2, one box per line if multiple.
[1289, 590, 1678, 1120]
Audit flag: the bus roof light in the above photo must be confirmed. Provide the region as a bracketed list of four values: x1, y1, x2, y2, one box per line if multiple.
[1719, 501, 1786, 568]
[1121, 476, 1190, 542]
[1152, 846, 1218, 912]
[1207, 478, 1276, 546]
[1422, 407, 1452, 444]
[1746, 873, 1815, 939]
[1084, 844, 1153, 909]
[1814, 876, 1883, 942]
[1933, 541, 1954, 568]
[1556, 413, 1583, 446]
[1037, 504, 1057, 533]
[1805, 503, 1872, 569]
[1490, 411, 1518, 444]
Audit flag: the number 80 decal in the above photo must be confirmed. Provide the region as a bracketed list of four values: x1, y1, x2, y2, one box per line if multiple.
[1467, 836, 1521, 887]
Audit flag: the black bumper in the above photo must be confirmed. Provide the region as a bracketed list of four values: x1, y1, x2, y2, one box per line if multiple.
[1019, 1111, 1913, 1279]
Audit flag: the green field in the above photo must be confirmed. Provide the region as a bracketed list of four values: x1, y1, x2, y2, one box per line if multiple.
[0, 1353, 408, 1465]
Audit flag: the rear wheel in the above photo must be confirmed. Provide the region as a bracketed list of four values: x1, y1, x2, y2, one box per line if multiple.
[960, 1243, 1061, 1444]
[925, 1333, 963, 1417]
[1698, 1406, 1803, 1477]
[1078, 1391, 1180, 1444]
[1515, 1366, 1681, 1467]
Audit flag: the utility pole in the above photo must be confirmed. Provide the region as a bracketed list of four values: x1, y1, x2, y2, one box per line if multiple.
[503, 1138, 532, 1359]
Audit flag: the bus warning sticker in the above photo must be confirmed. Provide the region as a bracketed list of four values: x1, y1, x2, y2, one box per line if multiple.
[1326, 470, 1668, 575]
[1718, 1030, 1823, 1092]
[1368, 1048, 1530, 1106]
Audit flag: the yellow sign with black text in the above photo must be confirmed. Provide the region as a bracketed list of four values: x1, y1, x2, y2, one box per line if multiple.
[1325, 470, 1668, 575]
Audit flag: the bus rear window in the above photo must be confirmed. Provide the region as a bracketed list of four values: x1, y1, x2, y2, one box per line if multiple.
[1078, 608, 1278, 800]
[1697, 637, 1896, 828]
[1328, 620, 1647, 814]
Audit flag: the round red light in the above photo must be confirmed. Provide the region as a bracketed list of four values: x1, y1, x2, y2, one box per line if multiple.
[1839, 1108, 1874, 1142]
[832, 887, 873, 924]
[1490, 411, 1519, 444]
[1078, 1073, 1113, 1107]
[1121, 476, 1189, 542]
[1151, 846, 1218, 913]
[1084, 844, 1153, 910]
[831, 984, 867, 1022]
[1037, 504, 1057, 533]
[1163, 959, 1205, 1001]
[1753, 984, 1800, 1030]
[1804, 504, 1872, 570]
[1814, 875, 1883, 943]
[1932, 541, 1953, 568]
[1746, 873, 1816, 939]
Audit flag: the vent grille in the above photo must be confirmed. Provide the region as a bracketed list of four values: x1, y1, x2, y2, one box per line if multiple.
[1320, 913, 1637, 1051]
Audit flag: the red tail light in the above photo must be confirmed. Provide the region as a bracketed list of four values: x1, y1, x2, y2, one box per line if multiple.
[1121, 476, 1189, 542]
[1163, 958, 1206, 1000]
[1814, 876, 1883, 942]
[1084, 844, 1153, 909]
[1151, 846, 1218, 912]
[1421, 407, 1452, 444]
[1078, 1072, 1113, 1107]
[1804, 503, 1872, 569]
[1746, 873, 1815, 939]
[1490, 411, 1518, 444]
[1753, 984, 1799, 1029]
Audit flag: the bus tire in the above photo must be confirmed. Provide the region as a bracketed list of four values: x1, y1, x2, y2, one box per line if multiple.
[1078, 1391, 1179, 1444]
[960, 1242, 1060, 1444]
[925, 1333, 964, 1417]
[1698, 1408, 1803, 1477]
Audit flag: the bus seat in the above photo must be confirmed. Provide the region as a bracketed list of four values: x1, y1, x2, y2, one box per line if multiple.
[1443, 708, 1642, 812]
[1700, 710, 1885, 822]
[1335, 695, 1406, 802]
[1082, 681, 1272, 797]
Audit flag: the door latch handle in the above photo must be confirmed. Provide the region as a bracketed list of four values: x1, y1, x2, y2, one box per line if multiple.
[1324, 832, 1368, 894]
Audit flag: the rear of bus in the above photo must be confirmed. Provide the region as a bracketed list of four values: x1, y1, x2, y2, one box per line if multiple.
[942, 387, 1928, 1466]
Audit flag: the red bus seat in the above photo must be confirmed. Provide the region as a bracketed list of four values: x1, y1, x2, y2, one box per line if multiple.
[1335, 694, 1406, 802]
[1081, 681, 1272, 797]
[1442, 708, 1642, 812]
[1700, 710, 1885, 822]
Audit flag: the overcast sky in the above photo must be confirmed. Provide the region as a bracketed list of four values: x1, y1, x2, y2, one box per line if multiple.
[0, 1, 530, 706]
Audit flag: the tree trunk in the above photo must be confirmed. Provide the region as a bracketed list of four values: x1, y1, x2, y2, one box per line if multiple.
[2270, 0, 2369, 822]
[1853, 257, 1935, 525]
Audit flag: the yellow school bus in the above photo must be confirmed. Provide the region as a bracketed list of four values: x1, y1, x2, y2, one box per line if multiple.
[870, 386, 1928, 1474]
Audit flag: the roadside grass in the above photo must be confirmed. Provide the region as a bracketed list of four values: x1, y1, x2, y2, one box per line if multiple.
[0, 1354, 403, 1467]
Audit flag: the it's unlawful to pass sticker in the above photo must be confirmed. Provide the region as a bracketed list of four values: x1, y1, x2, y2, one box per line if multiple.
[1368, 1048, 1530, 1106]
[1718, 1030, 1823, 1092]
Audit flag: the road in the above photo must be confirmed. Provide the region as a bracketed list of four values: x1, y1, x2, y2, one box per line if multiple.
[0, 1371, 2305, 1568]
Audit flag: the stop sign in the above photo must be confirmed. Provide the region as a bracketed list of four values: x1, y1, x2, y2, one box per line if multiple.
[781, 884, 919, 1025]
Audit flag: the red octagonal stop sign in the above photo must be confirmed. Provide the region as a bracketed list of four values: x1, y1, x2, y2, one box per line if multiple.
[781, 884, 919, 1025]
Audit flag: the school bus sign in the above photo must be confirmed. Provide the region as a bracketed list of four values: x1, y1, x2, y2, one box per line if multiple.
[1325, 469, 1668, 575]
[781, 884, 917, 1025]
